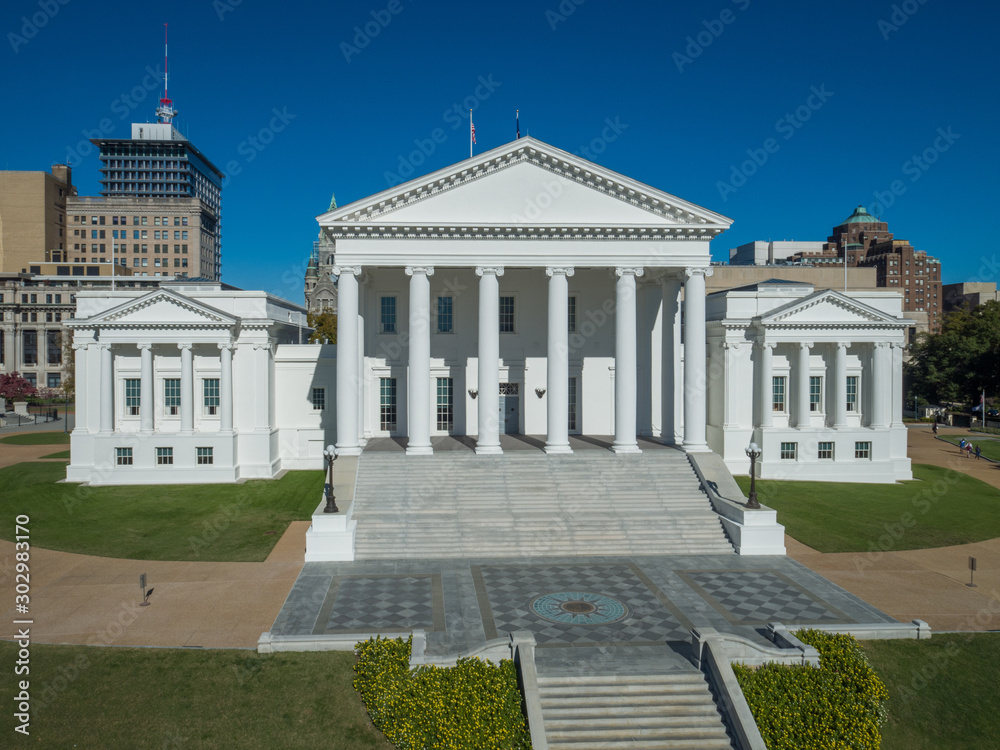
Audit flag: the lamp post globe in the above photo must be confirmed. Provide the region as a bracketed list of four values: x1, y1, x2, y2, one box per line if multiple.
[323, 445, 339, 514]
[745, 442, 762, 510]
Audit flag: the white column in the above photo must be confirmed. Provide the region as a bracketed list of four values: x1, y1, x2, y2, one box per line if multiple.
[219, 342, 233, 432]
[73, 343, 88, 433]
[660, 274, 682, 445]
[546, 267, 574, 454]
[99, 342, 113, 433]
[333, 266, 362, 456]
[476, 266, 503, 455]
[869, 343, 886, 427]
[682, 267, 711, 452]
[179, 343, 194, 433]
[613, 267, 644, 453]
[405, 266, 434, 456]
[833, 342, 848, 428]
[890, 342, 904, 425]
[758, 341, 774, 428]
[138, 343, 153, 432]
[795, 342, 812, 429]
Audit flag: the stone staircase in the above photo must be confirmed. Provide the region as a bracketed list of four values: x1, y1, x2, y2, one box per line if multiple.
[537, 671, 734, 749]
[352, 449, 734, 559]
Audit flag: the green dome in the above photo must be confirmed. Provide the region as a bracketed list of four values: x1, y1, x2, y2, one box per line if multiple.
[841, 205, 879, 225]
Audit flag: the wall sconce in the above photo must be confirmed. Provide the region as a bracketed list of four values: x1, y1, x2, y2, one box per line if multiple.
[535, 388, 546, 398]
[468, 389, 478, 399]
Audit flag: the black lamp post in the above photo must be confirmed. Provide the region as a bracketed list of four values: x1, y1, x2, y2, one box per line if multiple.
[322, 445, 339, 513]
[745, 442, 762, 509]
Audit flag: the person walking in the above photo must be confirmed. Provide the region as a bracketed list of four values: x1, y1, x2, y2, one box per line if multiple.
[966, 442, 974, 459]
[960, 437, 966, 453]
[975, 444, 982, 460]
[933, 421, 939, 436]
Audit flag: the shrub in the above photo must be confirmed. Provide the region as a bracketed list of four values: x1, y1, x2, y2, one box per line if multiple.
[970, 426, 1000, 436]
[733, 629, 888, 749]
[353, 635, 532, 750]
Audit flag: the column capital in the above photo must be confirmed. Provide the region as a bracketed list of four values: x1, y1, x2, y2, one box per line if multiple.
[798, 341, 813, 351]
[177, 343, 193, 352]
[836, 341, 850, 351]
[217, 341, 234, 351]
[685, 267, 714, 279]
[72, 342, 89, 351]
[476, 266, 504, 277]
[545, 267, 575, 277]
[756, 340, 777, 351]
[615, 266, 644, 278]
[405, 266, 435, 277]
[723, 341, 748, 351]
[659, 269, 687, 283]
[94, 341, 111, 351]
[331, 265, 362, 277]
[137, 342, 153, 352]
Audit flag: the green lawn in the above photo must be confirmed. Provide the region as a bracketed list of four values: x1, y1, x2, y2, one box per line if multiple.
[0, 462, 321, 561]
[864, 633, 1000, 750]
[0, 431, 71, 445]
[734, 463, 1000, 552]
[938, 434, 1000, 461]
[40, 450, 71, 459]
[0, 643, 393, 750]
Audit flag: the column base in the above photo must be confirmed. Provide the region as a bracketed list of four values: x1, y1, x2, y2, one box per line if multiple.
[611, 443, 642, 454]
[475, 443, 503, 456]
[544, 443, 573, 455]
[335, 445, 363, 457]
[684, 443, 712, 454]
[406, 445, 434, 456]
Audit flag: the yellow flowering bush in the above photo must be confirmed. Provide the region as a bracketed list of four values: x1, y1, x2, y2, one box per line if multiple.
[733, 629, 889, 750]
[353, 635, 532, 749]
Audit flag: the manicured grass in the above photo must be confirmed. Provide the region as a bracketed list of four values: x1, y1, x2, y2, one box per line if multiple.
[0, 462, 321, 561]
[0, 431, 71, 445]
[734, 463, 1000, 552]
[40, 450, 71, 459]
[937, 434, 1000, 461]
[0, 642, 394, 750]
[863, 633, 1000, 750]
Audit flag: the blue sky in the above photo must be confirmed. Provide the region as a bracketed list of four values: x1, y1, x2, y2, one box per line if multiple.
[2, 0, 997, 302]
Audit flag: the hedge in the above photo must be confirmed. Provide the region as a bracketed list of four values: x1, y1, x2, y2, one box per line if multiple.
[969, 426, 1000, 436]
[733, 630, 888, 749]
[353, 635, 532, 750]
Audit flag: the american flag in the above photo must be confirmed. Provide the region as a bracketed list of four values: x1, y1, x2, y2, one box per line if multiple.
[471, 117, 476, 144]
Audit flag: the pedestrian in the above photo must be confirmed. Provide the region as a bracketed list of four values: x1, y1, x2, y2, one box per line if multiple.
[966, 442, 973, 458]
[975, 444, 981, 460]
[960, 438, 966, 453]
[932, 421, 939, 436]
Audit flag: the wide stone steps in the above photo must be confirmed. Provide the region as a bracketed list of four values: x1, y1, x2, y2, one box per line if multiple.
[537, 672, 733, 750]
[352, 450, 734, 559]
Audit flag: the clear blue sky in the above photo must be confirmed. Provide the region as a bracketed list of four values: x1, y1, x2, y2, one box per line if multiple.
[2, 0, 997, 303]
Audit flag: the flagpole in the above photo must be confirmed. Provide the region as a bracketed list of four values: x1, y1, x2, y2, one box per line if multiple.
[469, 110, 473, 158]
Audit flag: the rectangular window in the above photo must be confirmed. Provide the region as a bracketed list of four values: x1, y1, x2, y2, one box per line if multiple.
[197, 447, 214, 465]
[437, 295, 453, 333]
[809, 376, 822, 412]
[568, 296, 577, 333]
[380, 296, 396, 334]
[568, 376, 578, 432]
[22, 330, 38, 365]
[772, 376, 786, 412]
[164, 378, 181, 415]
[125, 378, 141, 415]
[203, 378, 220, 415]
[436, 377, 454, 431]
[855, 441, 872, 459]
[312, 387, 325, 411]
[23, 373, 36, 387]
[846, 376, 858, 412]
[818, 442, 834, 459]
[156, 447, 173, 465]
[380, 377, 397, 431]
[116, 447, 133, 466]
[780, 442, 797, 460]
[47, 373, 61, 389]
[499, 296, 515, 332]
[47, 331, 61, 365]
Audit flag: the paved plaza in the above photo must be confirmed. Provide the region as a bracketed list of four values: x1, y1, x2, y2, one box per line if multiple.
[270, 553, 892, 656]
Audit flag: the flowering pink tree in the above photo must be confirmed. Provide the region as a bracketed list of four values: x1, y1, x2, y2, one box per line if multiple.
[0, 372, 37, 404]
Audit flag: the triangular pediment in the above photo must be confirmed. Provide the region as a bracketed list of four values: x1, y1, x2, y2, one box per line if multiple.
[80, 289, 237, 328]
[759, 290, 903, 327]
[318, 137, 731, 233]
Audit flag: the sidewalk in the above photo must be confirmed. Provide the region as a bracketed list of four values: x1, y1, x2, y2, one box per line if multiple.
[786, 426, 1000, 631]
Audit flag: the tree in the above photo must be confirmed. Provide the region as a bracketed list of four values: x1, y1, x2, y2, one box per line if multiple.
[0, 372, 38, 403]
[907, 300, 1000, 406]
[307, 311, 337, 344]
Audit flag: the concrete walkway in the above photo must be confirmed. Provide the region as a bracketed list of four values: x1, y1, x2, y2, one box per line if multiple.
[786, 426, 1000, 631]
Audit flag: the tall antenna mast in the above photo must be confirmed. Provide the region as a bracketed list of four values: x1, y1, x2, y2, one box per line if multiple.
[155, 23, 177, 124]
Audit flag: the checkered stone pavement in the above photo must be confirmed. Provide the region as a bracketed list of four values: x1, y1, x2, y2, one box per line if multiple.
[476, 564, 690, 645]
[319, 576, 436, 633]
[680, 570, 846, 625]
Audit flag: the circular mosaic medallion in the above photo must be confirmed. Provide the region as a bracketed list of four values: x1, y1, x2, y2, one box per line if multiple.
[528, 592, 629, 625]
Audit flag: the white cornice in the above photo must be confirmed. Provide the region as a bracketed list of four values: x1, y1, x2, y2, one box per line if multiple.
[322, 224, 720, 241]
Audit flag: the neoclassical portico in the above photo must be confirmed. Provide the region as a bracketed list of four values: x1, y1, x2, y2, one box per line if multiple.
[321, 138, 731, 457]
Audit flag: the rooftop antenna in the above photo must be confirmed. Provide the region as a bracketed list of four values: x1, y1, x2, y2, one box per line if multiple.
[155, 23, 177, 124]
